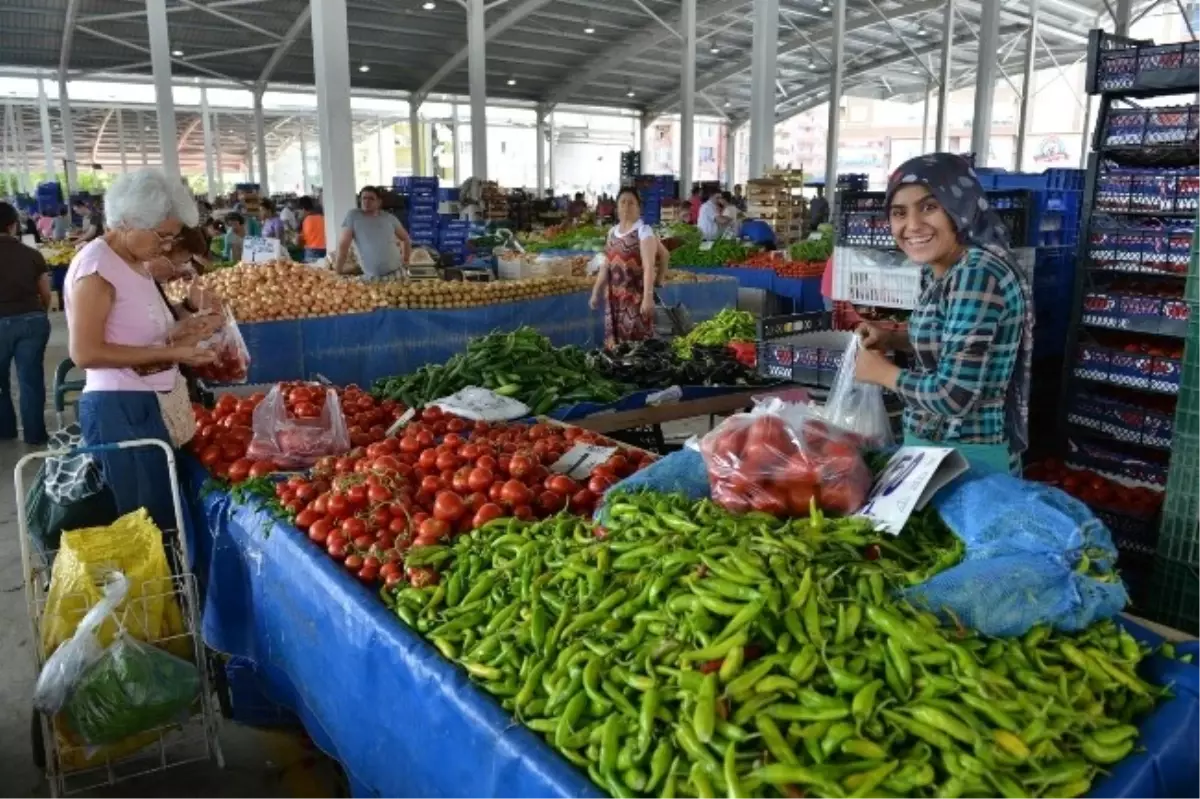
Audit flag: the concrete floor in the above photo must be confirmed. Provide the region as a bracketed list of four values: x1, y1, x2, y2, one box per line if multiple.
[0, 312, 338, 798]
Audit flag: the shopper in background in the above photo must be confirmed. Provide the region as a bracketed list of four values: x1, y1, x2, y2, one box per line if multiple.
[280, 199, 298, 232]
[64, 168, 220, 529]
[334, 186, 411, 279]
[51, 207, 70, 240]
[732, 184, 746, 212]
[297, 196, 327, 261]
[596, 193, 615, 223]
[71, 200, 103, 248]
[853, 153, 1032, 475]
[259, 199, 284, 240]
[222, 212, 247, 262]
[36, 211, 54, 240]
[808, 184, 830, 229]
[697, 191, 733, 240]
[589, 186, 660, 347]
[567, 192, 588, 222]
[687, 187, 702, 224]
[0, 201, 52, 445]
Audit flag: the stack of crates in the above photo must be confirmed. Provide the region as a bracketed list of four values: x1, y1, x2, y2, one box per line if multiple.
[35, 181, 62, 215]
[977, 168, 1085, 248]
[438, 219, 471, 264]
[636, 175, 675, 224]
[394, 176, 439, 248]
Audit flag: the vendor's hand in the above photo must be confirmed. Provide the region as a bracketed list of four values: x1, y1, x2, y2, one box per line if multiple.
[589, 293, 601, 311]
[640, 295, 655, 319]
[856, 322, 892, 351]
[169, 345, 217, 368]
[146, 256, 185, 282]
[854, 347, 898, 388]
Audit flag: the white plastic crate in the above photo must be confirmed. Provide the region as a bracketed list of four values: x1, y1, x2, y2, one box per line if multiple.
[832, 248, 922, 309]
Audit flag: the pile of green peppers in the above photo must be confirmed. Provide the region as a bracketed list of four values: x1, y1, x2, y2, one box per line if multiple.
[672, 309, 758, 360]
[668, 240, 755, 268]
[387, 491, 1160, 799]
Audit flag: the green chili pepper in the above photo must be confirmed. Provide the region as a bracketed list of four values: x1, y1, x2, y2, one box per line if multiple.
[694, 672, 718, 744]
[851, 679, 884, 726]
[755, 715, 797, 765]
[844, 760, 898, 798]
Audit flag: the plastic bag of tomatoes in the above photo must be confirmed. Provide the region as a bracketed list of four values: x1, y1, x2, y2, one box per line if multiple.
[698, 402, 873, 518]
[188, 308, 251, 385]
[246, 384, 351, 467]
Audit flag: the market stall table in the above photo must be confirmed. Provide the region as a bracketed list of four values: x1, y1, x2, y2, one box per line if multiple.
[182, 452, 1199, 799]
[674, 267, 822, 312]
[563, 387, 764, 434]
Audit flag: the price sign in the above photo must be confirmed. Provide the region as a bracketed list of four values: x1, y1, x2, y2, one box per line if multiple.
[242, 236, 283, 263]
[551, 443, 619, 480]
[855, 446, 969, 535]
[699, 241, 715, 251]
[385, 407, 417, 437]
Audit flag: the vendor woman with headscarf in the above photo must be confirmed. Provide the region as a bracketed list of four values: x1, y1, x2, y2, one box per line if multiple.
[852, 153, 1032, 474]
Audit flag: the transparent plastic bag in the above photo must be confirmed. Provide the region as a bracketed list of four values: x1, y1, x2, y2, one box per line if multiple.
[247, 384, 350, 467]
[189, 306, 251, 384]
[34, 573, 129, 715]
[698, 400, 873, 518]
[818, 336, 893, 449]
[63, 631, 200, 746]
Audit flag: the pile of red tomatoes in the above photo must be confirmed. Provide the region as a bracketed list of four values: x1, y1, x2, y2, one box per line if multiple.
[208, 402, 655, 588]
[1024, 459, 1164, 519]
[190, 382, 407, 482]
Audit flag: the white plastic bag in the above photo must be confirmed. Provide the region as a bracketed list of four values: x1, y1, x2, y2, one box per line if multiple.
[432, 387, 529, 421]
[818, 336, 893, 449]
[34, 572, 129, 714]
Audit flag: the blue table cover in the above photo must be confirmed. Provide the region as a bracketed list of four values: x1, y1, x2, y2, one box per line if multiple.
[182, 455, 1198, 799]
[236, 281, 736, 387]
[675, 267, 822, 310]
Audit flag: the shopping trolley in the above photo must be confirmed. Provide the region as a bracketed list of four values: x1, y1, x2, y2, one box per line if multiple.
[14, 438, 224, 797]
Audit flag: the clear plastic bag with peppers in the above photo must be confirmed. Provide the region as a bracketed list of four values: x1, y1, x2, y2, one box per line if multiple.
[698, 398, 874, 517]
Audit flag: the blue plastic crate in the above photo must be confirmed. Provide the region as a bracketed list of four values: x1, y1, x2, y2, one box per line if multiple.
[438, 188, 460, 201]
[393, 176, 439, 190]
[1032, 246, 1077, 300]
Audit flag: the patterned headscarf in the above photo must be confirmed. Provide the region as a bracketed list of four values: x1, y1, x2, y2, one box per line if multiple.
[884, 152, 1034, 457]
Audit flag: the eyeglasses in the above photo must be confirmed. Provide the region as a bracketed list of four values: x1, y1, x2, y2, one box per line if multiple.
[149, 228, 185, 250]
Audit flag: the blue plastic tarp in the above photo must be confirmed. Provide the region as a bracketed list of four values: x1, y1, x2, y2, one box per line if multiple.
[183, 455, 1199, 799]
[548, 384, 756, 422]
[236, 282, 737, 387]
[674, 267, 822, 310]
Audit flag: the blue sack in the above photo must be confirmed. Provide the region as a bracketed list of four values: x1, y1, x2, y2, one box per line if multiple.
[904, 468, 1129, 637]
[595, 449, 711, 523]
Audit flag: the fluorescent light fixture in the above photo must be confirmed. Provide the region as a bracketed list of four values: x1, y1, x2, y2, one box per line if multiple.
[506, 78, 517, 85]
[626, 89, 636, 97]
[171, 50, 184, 56]
[359, 64, 371, 72]
[422, 1, 436, 9]
[583, 22, 595, 33]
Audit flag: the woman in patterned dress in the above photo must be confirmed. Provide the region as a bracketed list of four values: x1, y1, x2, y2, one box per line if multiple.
[589, 187, 662, 347]
[852, 153, 1033, 474]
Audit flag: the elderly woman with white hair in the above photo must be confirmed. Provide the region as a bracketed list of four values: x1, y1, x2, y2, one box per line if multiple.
[65, 168, 220, 529]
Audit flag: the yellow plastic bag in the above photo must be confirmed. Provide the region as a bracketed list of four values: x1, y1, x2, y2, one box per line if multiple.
[39, 508, 190, 771]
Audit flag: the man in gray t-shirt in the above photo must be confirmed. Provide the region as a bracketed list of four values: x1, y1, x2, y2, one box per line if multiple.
[334, 187, 412, 278]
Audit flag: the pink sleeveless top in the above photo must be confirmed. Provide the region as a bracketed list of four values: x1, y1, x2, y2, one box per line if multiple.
[64, 239, 178, 392]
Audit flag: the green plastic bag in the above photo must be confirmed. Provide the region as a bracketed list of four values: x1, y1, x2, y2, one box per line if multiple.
[63, 632, 200, 745]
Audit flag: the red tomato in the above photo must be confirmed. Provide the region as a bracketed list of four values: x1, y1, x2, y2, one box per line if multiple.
[307, 518, 331, 543]
[537, 490, 565, 515]
[227, 458, 253, 483]
[436, 451, 460, 472]
[546, 475, 577, 496]
[341, 517, 366, 538]
[472, 503, 505, 528]
[606, 454, 631, 478]
[326, 536, 347, 560]
[820, 481, 865, 515]
[420, 475, 444, 495]
[407, 566, 439, 588]
[500, 480, 533, 506]
[353, 534, 373, 550]
[476, 454, 498, 473]
[468, 467, 494, 493]
[588, 472, 616, 495]
[249, 460, 275, 479]
[509, 454, 534, 480]
[488, 482, 505, 503]
[569, 488, 596, 513]
[418, 517, 450, 540]
[418, 449, 439, 471]
[783, 481, 819, 516]
[433, 491, 466, 522]
[513, 504, 536, 521]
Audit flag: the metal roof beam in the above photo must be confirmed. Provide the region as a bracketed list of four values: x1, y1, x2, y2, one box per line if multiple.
[413, 0, 556, 105]
[76, 25, 253, 86]
[543, 0, 748, 107]
[774, 22, 1027, 123]
[59, 0, 81, 78]
[647, 0, 944, 115]
[78, 0, 274, 25]
[174, 0, 284, 40]
[256, 7, 312, 90]
[90, 108, 114, 162]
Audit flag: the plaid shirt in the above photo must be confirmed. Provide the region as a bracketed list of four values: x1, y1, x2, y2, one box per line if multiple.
[895, 247, 1026, 445]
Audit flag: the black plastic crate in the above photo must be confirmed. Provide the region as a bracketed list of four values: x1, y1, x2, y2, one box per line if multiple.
[1093, 163, 1200, 214]
[606, 424, 671, 455]
[757, 310, 830, 341]
[1087, 223, 1195, 276]
[1086, 29, 1200, 96]
[834, 190, 1031, 248]
[755, 311, 841, 387]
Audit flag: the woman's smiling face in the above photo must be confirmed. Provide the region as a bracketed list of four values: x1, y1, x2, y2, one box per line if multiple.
[888, 184, 960, 266]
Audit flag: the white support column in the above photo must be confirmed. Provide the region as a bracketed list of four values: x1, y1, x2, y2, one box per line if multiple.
[547, 111, 556, 194]
[57, 79, 77, 194]
[2, 105, 11, 197]
[214, 112, 224, 193]
[679, 0, 697, 200]
[16, 107, 31, 193]
[450, 104, 460, 184]
[970, 0, 1000, 164]
[409, 105, 422, 177]
[935, 0, 954, 152]
[640, 112, 651, 161]
[1114, 0, 1132, 36]
[138, 111, 148, 166]
[254, 92, 270, 195]
[1014, 0, 1039, 171]
[244, 118, 255, 183]
[535, 105, 547, 194]
[748, 0, 779, 178]
[117, 109, 128, 173]
[311, 0, 357, 250]
[467, 0, 488, 182]
[376, 116, 386, 183]
[921, 82, 931, 152]
[298, 125, 309, 194]
[37, 79, 55, 177]
[723, 122, 737, 189]
[200, 88, 216, 200]
[146, 0, 180, 180]
[825, 0, 846, 189]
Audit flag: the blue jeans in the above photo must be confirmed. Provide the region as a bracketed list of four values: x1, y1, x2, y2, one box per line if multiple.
[0, 311, 50, 444]
[303, 248, 326, 262]
[79, 391, 179, 531]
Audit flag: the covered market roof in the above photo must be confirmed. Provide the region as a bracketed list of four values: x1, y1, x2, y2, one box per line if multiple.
[0, 0, 1150, 168]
